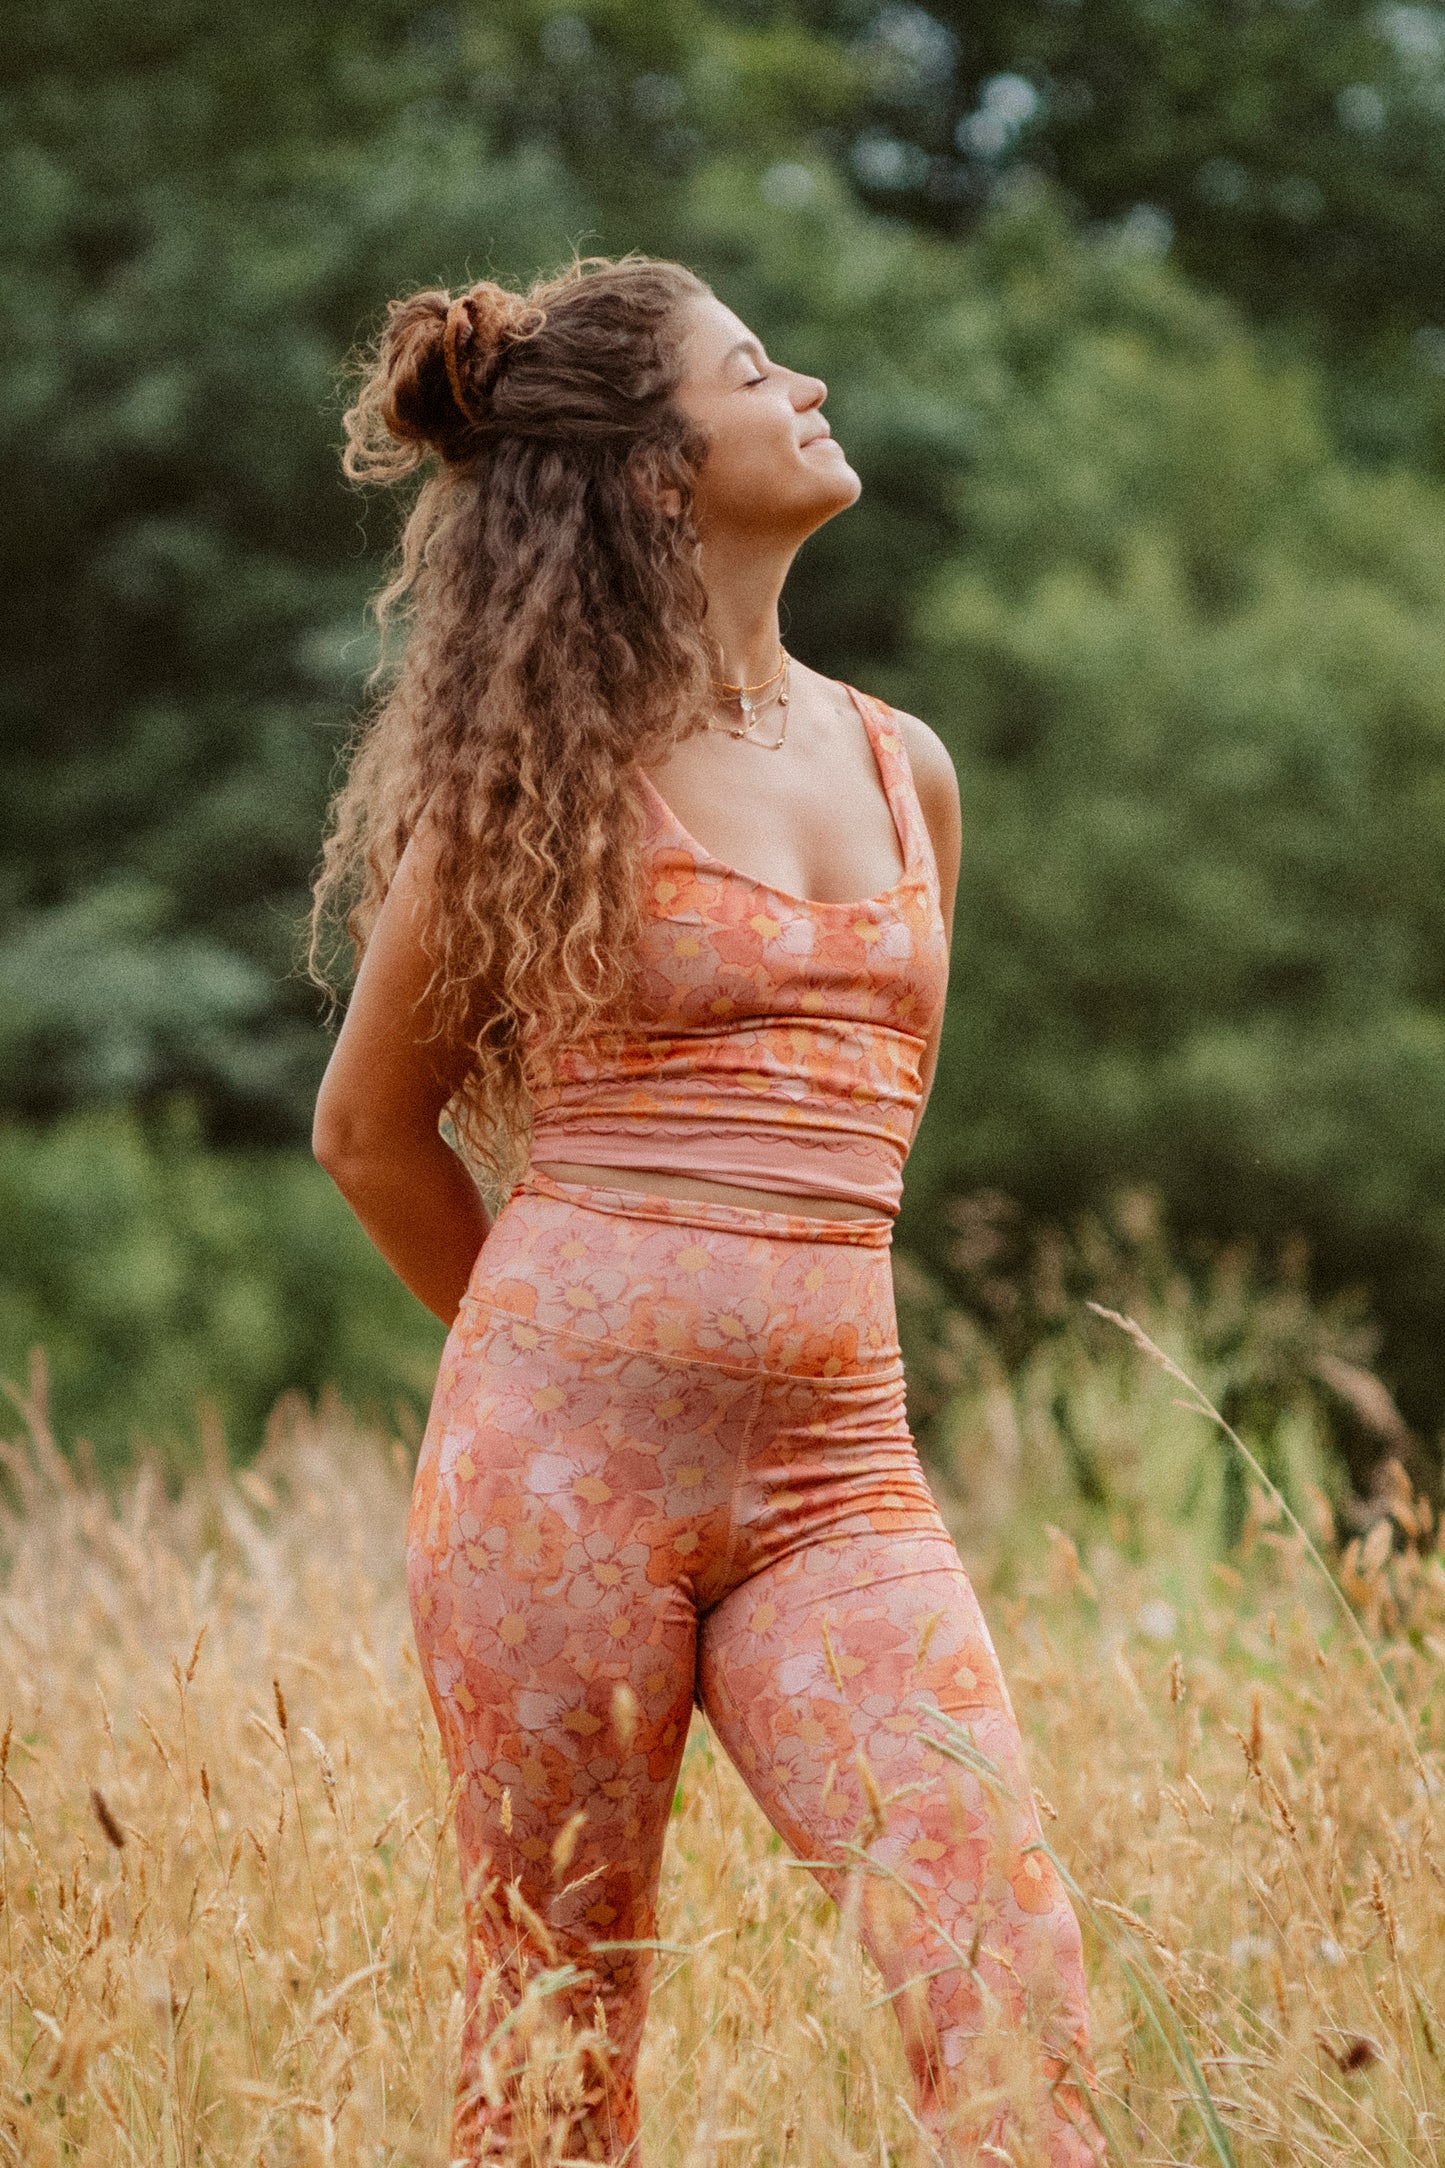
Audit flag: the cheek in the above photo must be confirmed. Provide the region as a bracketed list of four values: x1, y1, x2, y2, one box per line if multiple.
[697, 414, 800, 512]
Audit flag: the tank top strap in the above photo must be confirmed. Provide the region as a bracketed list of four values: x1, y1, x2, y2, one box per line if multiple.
[843, 683, 936, 889]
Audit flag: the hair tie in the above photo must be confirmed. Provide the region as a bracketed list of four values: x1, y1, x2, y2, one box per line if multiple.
[442, 293, 481, 425]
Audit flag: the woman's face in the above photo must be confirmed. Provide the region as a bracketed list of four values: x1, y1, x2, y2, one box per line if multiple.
[668, 292, 861, 543]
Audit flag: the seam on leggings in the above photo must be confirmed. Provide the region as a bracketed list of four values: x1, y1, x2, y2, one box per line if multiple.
[458, 1294, 907, 1389]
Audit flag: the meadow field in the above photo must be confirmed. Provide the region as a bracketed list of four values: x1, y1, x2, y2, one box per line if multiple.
[3, 1237, 1443, 2168]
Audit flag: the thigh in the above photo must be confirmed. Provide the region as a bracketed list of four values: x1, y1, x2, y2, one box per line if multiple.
[700, 1356, 1041, 1877]
[697, 1503, 1085, 2041]
[698, 1510, 1041, 1875]
[701, 1513, 1100, 2164]
[408, 1301, 731, 1958]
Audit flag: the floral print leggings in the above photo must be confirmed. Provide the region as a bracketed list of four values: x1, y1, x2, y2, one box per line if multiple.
[407, 1171, 1103, 2165]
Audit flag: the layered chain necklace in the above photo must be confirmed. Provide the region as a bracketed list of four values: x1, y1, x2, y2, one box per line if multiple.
[705, 644, 791, 751]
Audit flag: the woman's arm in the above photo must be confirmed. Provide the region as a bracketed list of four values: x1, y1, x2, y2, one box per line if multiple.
[312, 824, 494, 1325]
[895, 711, 962, 1144]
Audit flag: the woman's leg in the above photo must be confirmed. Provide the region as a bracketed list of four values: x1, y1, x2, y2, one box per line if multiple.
[698, 1516, 1105, 2166]
[407, 1299, 747, 2163]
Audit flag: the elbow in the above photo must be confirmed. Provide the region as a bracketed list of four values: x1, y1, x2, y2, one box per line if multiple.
[311, 1118, 349, 1188]
[312, 1090, 371, 1190]
[313, 1085, 438, 1192]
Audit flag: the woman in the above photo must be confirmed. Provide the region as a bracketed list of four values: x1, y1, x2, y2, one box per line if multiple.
[311, 252, 1104, 2166]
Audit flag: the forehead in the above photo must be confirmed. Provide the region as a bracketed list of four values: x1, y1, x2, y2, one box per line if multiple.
[677, 291, 761, 377]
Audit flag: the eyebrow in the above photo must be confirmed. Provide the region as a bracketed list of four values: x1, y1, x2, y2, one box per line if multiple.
[721, 337, 767, 371]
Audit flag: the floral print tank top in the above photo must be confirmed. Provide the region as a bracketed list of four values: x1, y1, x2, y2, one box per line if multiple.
[527, 684, 950, 1215]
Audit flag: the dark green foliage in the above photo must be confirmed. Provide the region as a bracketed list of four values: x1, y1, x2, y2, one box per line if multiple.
[0, 1111, 445, 1475]
[7, 0, 1445, 1453]
[891, 198, 1445, 1429]
[732, 0, 1445, 466]
[3, 1, 598, 1140]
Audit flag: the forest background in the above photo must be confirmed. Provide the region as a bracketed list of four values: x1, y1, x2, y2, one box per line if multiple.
[7, 0, 1445, 1510]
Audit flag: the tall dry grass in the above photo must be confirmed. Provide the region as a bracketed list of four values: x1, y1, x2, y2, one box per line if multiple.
[3, 1296, 1444, 2167]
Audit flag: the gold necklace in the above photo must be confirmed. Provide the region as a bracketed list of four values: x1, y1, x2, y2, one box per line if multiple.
[709, 644, 786, 698]
[704, 652, 791, 751]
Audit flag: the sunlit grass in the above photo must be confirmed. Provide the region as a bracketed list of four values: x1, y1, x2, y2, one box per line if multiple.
[3, 1317, 1444, 2166]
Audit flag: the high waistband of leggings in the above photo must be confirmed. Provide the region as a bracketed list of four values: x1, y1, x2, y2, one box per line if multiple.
[514, 1167, 896, 1247]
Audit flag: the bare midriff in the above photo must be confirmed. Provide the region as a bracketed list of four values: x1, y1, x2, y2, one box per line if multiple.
[530, 1160, 888, 1222]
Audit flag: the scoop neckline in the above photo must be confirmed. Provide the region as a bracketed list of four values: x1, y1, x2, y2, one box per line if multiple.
[637, 681, 918, 913]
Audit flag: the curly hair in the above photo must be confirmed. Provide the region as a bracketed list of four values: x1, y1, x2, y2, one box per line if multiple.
[309, 251, 717, 1189]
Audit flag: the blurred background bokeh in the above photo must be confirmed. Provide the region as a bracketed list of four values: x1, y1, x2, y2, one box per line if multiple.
[7, 0, 1445, 1518]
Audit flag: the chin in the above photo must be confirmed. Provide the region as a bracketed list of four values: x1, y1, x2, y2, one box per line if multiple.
[819, 465, 862, 516]
[803, 477, 861, 536]
[732, 465, 860, 540]
[812, 442, 861, 497]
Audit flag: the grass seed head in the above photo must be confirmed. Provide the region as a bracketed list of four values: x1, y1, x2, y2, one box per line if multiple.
[90, 1786, 126, 1850]
[610, 1681, 638, 1751]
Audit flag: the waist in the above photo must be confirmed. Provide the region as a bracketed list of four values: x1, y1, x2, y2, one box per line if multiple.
[526, 1119, 908, 1215]
[530, 1160, 888, 1221]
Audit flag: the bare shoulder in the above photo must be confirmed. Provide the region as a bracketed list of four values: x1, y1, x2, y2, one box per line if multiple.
[890, 705, 956, 788]
[888, 704, 960, 842]
[822, 671, 960, 853]
[826, 671, 957, 805]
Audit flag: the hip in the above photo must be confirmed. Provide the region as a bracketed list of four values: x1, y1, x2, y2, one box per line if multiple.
[459, 1166, 902, 1379]
[412, 1170, 936, 1618]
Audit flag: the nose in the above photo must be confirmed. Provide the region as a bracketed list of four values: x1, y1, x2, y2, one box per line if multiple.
[794, 372, 827, 411]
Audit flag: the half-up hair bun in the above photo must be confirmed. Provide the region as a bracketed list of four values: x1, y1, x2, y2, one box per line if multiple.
[442, 282, 548, 428]
[342, 277, 548, 479]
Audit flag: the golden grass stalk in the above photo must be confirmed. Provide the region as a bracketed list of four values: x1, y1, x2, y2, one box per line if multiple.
[2, 1353, 1445, 2163]
[1087, 1302, 1430, 1789]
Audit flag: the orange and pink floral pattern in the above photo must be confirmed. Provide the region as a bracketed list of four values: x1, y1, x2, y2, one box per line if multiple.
[527, 686, 951, 1215]
[408, 1173, 1104, 2165]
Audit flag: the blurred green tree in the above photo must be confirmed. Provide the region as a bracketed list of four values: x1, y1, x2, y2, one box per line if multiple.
[4, 1, 582, 1138]
[740, 0, 1445, 466]
[884, 193, 1445, 1429]
[0, 1108, 445, 1474]
[8, 0, 1445, 1446]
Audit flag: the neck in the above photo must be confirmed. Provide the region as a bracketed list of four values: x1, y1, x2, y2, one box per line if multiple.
[697, 527, 796, 688]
